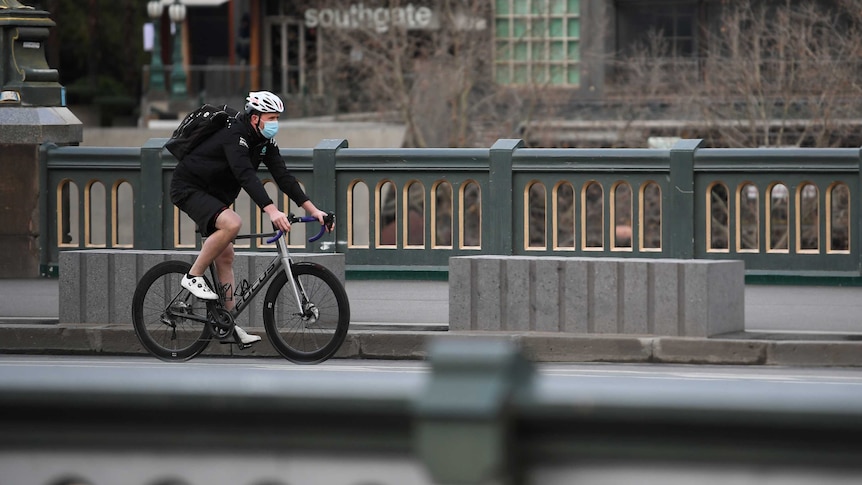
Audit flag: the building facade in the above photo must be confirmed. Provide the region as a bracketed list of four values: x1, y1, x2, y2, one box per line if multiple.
[173, 0, 862, 148]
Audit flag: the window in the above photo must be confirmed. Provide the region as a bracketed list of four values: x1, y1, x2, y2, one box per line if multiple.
[767, 183, 789, 252]
[797, 182, 819, 253]
[349, 180, 371, 248]
[460, 181, 482, 248]
[616, 1, 697, 58]
[554, 181, 575, 249]
[612, 181, 633, 250]
[737, 183, 759, 252]
[582, 181, 603, 250]
[526, 181, 547, 249]
[494, 0, 581, 86]
[377, 181, 398, 247]
[707, 182, 729, 252]
[640, 182, 662, 251]
[828, 183, 850, 253]
[432, 181, 453, 248]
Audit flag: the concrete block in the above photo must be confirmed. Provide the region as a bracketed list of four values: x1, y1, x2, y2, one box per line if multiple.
[562, 259, 589, 333]
[518, 333, 652, 363]
[591, 259, 620, 333]
[84, 252, 109, 324]
[705, 260, 745, 336]
[334, 333, 362, 359]
[533, 258, 562, 332]
[356, 330, 430, 359]
[448, 257, 471, 331]
[504, 257, 530, 331]
[621, 259, 649, 334]
[0, 325, 88, 351]
[59, 250, 346, 328]
[98, 325, 145, 354]
[476, 257, 502, 331]
[767, 340, 862, 366]
[448, 256, 745, 338]
[59, 251, 81, 324]
[654, 337, 765, 365]
[652, 260, 681, 335]
[112, 252, 138, 324]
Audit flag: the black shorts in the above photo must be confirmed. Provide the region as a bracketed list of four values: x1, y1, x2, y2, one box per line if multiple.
[173, 189, 229, 237]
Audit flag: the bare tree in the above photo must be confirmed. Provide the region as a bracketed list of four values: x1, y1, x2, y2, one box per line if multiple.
[614, 0, 862, 148]
[313, 0, 563, 148]
[701, 0, 862, 147]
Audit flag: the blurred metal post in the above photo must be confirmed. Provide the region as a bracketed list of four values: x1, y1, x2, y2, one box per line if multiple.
[414, 338, 534, 485]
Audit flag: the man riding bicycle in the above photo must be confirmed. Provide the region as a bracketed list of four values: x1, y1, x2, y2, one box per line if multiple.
[170, 90, 328, 345]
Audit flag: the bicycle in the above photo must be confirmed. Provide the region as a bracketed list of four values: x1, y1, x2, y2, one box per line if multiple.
[131, 212, 349, 364]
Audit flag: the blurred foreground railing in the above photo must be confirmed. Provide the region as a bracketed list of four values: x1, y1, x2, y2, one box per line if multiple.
[2, 339, 862, 485]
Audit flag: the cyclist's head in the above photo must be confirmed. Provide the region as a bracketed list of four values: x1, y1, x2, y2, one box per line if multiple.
[244, 91, 284, 115]
[245, 91, 283, 140]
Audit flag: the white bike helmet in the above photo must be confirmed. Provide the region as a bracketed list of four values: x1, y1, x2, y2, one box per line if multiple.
[245, 91, 284, 114]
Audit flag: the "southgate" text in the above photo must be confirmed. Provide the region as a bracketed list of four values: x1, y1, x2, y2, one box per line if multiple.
[305, 3, 435, 33]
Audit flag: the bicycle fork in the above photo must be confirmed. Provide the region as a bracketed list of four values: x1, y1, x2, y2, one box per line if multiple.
[276, 237, 319, 324]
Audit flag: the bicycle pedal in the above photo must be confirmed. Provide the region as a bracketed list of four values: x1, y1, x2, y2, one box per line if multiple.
[236, 342, 254, 350]
[216, 334, 238, 345]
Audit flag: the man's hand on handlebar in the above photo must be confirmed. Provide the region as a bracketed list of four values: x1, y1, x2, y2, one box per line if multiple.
[323, 211, 335, 232]
[280, 212, 335, 243]
[266, 208, 334, 241]
[264, 204, 291, 232]
[309, 209, 333, 232]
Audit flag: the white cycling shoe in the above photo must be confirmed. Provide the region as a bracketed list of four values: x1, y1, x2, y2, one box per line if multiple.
[235, 325, 262, 345]
[181, 274, 218, 300]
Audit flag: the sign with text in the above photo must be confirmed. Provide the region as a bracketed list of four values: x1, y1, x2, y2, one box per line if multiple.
[304, 3, 438, 33]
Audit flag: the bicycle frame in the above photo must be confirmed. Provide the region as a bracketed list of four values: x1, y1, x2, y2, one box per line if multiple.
[214, 233, 291, 319]
[209, 214, 330, 321]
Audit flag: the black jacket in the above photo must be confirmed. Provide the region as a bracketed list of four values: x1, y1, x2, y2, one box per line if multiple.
[170, 114, 309, 209]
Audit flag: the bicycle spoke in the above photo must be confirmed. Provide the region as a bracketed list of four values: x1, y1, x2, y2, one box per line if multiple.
[132, 261, 212, 361]
[263, 263, 349, 364]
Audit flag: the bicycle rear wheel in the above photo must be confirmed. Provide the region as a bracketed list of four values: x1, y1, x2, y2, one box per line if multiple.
[131, 260, 212, 361]
[263, 262, 350, 364]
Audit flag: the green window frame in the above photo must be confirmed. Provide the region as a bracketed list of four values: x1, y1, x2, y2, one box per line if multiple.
[494, 0, 581, 86]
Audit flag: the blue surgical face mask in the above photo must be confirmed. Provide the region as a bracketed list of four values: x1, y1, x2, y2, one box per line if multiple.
[261, 120, 279, 139]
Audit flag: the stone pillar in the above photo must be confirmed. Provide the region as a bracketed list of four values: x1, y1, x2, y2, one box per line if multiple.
[0, 5, 82, 277]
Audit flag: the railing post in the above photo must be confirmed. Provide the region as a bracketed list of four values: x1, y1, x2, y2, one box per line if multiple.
[313, 138, 347, 252]
[138, 138, 168, 249]
[414, 338, 534, 485]
[858, 147, 862, 274]
[38, 143, 54, 276]
[489, 139, 523, 256]
[668, 139, 703, 259]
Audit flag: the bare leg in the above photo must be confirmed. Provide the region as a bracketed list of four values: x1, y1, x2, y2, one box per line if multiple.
[188, 208, 242, 284]
[214, 243, 236, 310]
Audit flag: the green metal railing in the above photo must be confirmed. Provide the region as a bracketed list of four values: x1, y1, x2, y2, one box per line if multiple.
[40, 138, 862, 281]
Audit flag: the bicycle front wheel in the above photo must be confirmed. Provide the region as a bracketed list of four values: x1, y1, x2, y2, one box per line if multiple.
[263, 262, 350, 364]
[131, 260, 212, 361]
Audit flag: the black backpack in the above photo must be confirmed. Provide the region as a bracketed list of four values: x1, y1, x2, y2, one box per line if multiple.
[165, 104, 239, 161]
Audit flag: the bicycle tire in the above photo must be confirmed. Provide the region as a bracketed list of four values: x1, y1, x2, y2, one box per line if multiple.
[131, 260, 212, 361]
[263, 262, 350, 364]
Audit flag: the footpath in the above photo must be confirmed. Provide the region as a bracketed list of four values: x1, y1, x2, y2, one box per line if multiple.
[1, 278, 862, 366]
